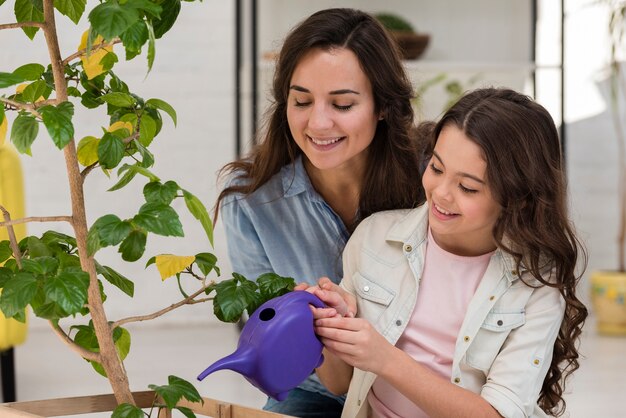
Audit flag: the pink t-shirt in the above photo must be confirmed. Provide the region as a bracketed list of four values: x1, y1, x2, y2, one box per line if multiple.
[368, 229, 493, 418]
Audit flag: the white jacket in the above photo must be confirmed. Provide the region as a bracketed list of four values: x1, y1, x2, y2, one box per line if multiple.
[338, 205, 564, 418]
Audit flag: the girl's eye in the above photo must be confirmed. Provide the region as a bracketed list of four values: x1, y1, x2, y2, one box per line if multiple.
[294, 100, 311, 107]
[429, 163, 443, 174]
[459, 184, 478, 194]
[334, 104, 353, 111]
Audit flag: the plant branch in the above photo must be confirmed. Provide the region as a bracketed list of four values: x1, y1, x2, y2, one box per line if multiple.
[49, 321, 101, 363]
[62, 39, 122, 66]
[0, 206, 22, 269]
[0, 97, 42, 118]
[0, 215, 73, 227]
[0, 21, 45, 31]
[111, 283, 216, 329]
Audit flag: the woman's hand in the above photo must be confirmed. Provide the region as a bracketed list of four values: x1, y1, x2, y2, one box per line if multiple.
[314, 316, 393, 375]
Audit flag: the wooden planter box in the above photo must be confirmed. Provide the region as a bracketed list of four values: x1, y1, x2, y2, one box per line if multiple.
[0, 391, 292, 417]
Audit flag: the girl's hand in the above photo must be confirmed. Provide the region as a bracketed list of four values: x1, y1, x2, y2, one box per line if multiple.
[314, 316, 392, 375]
[307, 277, 357, 318]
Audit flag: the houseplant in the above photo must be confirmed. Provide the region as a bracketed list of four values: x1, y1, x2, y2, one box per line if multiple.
[374, 12, 430, 60]
[590, 0, 626, 335]
[0, 0, 294, 416]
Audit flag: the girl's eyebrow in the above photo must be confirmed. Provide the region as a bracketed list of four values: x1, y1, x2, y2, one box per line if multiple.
[432, 150, 486, 184]
[289, 85, 360, 95]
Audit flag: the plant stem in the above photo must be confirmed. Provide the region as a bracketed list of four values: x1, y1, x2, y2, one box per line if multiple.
[41, 0, 135, 405]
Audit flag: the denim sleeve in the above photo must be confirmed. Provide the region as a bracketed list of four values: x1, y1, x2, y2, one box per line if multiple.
[220, 195, 272, 282]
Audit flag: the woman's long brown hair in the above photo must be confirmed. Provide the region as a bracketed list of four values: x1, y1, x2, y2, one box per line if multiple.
[423, 87, 588, 416]
[214, 8, 425, 229]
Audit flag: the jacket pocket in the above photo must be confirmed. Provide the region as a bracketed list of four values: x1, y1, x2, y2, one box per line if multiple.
[465, 311, 525, 372]
[353, 273, 395, 324]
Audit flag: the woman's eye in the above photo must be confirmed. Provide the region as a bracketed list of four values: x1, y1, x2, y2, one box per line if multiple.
[459, 184, 478, 194]
[429, 163, 443, 174]
[294, 100, 311, 107]
[334, 104, 353, 111]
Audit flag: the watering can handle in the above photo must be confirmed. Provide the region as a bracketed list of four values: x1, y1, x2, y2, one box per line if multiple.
[295, 290, 326, 309]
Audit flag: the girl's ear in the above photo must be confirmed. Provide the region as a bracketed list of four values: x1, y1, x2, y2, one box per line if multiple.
[378, 112, 385, 121]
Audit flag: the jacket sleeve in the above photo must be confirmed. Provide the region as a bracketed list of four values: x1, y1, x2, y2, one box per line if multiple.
[480, 282, 565, 418]
[220, 194, 273, 282]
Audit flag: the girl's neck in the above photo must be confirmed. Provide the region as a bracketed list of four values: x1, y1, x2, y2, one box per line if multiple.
[303, 158, 363, 228]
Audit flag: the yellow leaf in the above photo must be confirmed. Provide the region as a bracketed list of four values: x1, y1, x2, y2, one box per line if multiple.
[76, 136, 100, 166]
[155, 254, 196, 281]
[108, 121, 134, 136]
[78, 30, 113, 80]
[0, 116, 7, 147]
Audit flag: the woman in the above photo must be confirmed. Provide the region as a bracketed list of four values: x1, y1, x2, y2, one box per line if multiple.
[215, 8, 425, 417]
[311, 88, 588, 418]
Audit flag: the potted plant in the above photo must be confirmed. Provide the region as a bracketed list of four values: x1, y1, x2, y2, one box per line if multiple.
[0, 0, 294, 416]
[590, 0, 626, 335]
[374, 12, 430, 60]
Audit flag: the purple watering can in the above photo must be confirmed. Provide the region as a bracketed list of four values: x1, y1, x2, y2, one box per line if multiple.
[197, 290, 325, 401]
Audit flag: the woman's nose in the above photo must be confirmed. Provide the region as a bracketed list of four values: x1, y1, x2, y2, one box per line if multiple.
[308, 104, 333, 131]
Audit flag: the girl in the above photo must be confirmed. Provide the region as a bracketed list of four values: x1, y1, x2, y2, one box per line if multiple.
[311, 88, 588, 418]
[215, 8, 425, 417]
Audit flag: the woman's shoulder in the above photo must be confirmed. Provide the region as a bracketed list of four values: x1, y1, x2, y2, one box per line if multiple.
[220, 162, 297, 208]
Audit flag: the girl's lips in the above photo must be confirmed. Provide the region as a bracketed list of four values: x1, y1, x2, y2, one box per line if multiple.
[431, 202, 459, 221]
[307, 135, 345, 151]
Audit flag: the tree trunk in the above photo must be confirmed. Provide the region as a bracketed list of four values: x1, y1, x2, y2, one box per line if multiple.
[41, 0, 135, 405]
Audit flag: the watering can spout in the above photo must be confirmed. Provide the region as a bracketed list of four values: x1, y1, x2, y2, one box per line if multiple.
[197, 346, 255, 381]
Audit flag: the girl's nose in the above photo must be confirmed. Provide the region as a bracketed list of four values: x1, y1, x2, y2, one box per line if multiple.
[308, 104, 333, 131]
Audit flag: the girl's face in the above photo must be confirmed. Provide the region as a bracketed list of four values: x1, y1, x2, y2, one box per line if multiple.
[287, 47, 379, 175]
[422, 125, 502, 256]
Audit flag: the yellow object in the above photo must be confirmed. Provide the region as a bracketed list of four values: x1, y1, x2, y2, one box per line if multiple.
[591, 270, 626, 335]
[155, 254, 196, 281]
[0, 141, 29, 350]
[78, 30, 114, 80]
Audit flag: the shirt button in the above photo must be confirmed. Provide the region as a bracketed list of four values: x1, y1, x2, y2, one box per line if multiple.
[454, 377, 461, 384]
[357, 399, 361, 406]
[463, 336, 470, 342]
[497, 320, 503, 326]
[511, 270, 518, 276]
[534, 359, 540, 365]
[396, 320, 402, 326]
[489, 295, 495, 301]
[363, 285, 370, 292]
[404, 244, 412, 252]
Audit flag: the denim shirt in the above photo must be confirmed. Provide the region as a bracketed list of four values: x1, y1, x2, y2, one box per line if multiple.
[340, 205, 564, 418]
[220, 156, 348, 404]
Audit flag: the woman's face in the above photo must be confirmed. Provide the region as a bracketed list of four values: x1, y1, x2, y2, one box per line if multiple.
[287, 47, 379, 174]
[422, 124, 502, 256]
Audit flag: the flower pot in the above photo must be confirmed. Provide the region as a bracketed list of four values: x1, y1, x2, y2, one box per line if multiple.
[591, 271, 626, 335]
[0, 390, 292, 417]
[390, 32, 430, 60]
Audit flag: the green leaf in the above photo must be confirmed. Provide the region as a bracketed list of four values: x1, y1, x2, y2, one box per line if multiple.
[175, 406, 197, 418]
[0, 241, 12, 263]
[39, 102, 75, 149]
[126, 0, 162, 18]
[0, 272, 38, 318]
[148, 375, 202, 410]
[108, 165, 138, 191]
[112, 404, 144, 418]
[143, 181, 178, 205]
[100, 51, 119, 73]
[98, 132, 125, 169]
[92, 214, 132, 247]
[12, 63, 45, 81]
[132, 139, 154, 168]
[21, 80, 51, 103]
[67, 86, 81, 97]
[41, 231, 77, 251]
[138, 113, 157, 146]
[133, 202, 183, 237]
[54, 0, 86, 24]
[98, 265, 134, 297]
[88, 1, 140, 41]
[100, 92, 136, 108]
[256, 273, 295, 299]
[213, 275, 259, 322]
[25, 236, 52, 257]
[72, 323, 99, 352]
[44, 270, 89, 315]
[119, 230, 147, 262]
[146, 98, 177, 126]
[152, 0, 181, 39]
[120, 20, 149, 52]
[14, 0, 44, 40]
[10, 113, 39, 155]
[194, 253, 219, 277]
[0, 267, 14, 288]
[32, 257, 59, 276]
[87, 226, 101, 256]
[146, 20, 156, 73]
[183, 190, 213, 246]
[0, 72, 26, 89]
